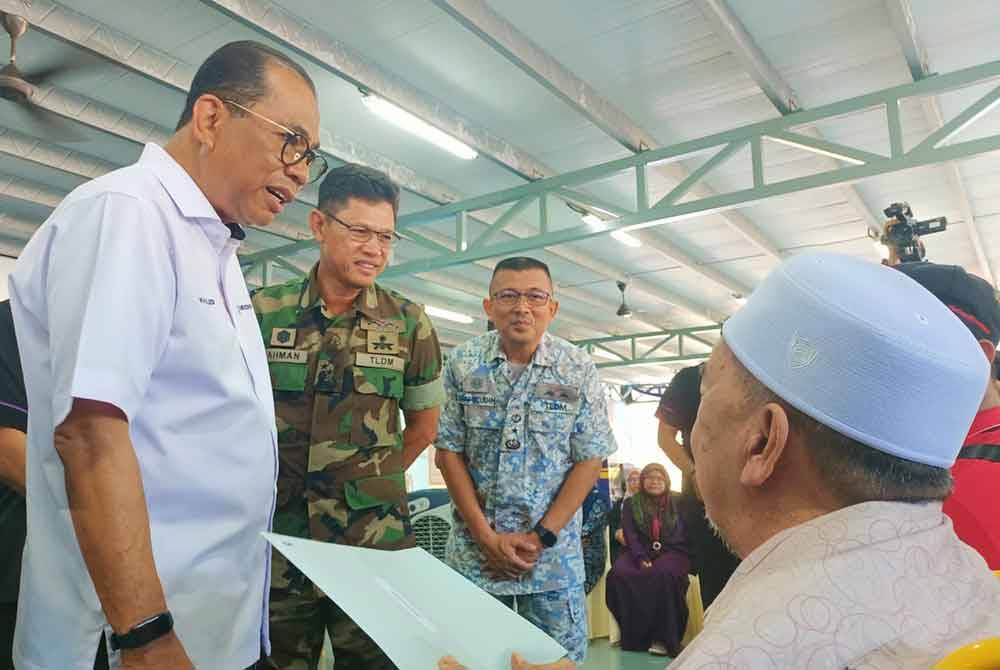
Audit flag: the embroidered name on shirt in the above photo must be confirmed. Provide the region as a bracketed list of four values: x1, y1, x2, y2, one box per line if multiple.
[238, 304, 253, 311]
[535, 399, 575, 413]
[355, 352, 405, 372]
[267, 349, 308, 364]
[457, 392, 496, 406]
[198, 297, 216, 305]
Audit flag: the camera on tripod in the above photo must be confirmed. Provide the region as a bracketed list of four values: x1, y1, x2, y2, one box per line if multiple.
[880, 202, 947, 263]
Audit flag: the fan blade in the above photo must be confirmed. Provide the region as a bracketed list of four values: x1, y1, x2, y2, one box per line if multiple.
[18, 98, 87, 142]
[24, 59, 105, 86]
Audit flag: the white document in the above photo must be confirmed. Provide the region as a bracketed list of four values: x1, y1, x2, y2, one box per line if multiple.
[264, 533, 567, 670]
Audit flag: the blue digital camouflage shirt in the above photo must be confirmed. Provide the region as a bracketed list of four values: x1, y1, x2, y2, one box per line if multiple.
[438, 331, 617, 595]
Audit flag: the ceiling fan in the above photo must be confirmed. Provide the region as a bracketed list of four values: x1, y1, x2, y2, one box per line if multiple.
[0, 11, 88, 140]
[616, 280, 634, 318]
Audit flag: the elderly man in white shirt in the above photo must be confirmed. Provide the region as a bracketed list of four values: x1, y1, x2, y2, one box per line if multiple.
[9, 41, 323, 670]
[671, 252, 1000, 669]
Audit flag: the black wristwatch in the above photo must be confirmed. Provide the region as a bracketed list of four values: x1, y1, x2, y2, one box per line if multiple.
[533, 522, 558, 548]
[109, 611, 174, 652]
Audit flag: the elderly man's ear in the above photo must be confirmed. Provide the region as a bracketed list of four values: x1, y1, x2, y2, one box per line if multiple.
[739, 403, 790, 488]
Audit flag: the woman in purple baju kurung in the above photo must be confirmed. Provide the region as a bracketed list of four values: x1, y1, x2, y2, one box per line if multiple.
[605, 463, 690, 657]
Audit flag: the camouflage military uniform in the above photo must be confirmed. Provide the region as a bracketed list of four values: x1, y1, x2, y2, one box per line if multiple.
[253, 264, 444, 670]
[437, 331, 617, 664]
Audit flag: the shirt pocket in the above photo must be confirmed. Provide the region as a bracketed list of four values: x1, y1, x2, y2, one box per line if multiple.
[351, 368, 403, 448]
[353, 366, 404, 400]
[270, 361, 309, 392]
[527, 398, 578, 435]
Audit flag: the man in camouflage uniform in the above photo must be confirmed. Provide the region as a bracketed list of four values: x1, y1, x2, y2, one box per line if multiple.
[254, 164, 444, 670]
[436, 257, 617, 665]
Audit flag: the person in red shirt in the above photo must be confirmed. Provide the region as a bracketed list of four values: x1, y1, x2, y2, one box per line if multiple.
[897, 261, 1000, 569]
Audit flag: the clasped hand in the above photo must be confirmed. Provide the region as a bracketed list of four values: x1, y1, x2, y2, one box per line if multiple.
[480, 531, 542, 580]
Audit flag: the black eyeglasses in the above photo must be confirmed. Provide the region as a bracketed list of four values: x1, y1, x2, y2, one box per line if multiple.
[321, 211, 401, 248]
[491, 289, 551, 307]
[223, 99, 329, 183]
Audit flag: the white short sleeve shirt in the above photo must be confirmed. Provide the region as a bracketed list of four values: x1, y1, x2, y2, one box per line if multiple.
[9, 143, 278, 670]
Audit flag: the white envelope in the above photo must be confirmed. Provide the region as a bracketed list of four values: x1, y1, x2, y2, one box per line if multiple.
[264, 533, 567, 670]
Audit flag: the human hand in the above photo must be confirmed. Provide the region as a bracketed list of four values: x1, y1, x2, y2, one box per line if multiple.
[614, 529, 625, 546]
[481, 532, 540, 580]
[511, 652, 577, 669]
[120, 631, 193, 670]
[438, 656, 467, 669]
[640, 560, 653, 570]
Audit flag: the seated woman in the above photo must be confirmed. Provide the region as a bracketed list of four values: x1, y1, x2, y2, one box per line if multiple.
[605, 463, 690, 657]
[608, 464, 639, 567]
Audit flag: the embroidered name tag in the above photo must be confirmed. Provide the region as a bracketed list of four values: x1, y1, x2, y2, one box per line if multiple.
[534, 398, 575, 413]
[267, 349, 308, 364]
[456, 392, 496, 406]
[355, 352, 405, 372]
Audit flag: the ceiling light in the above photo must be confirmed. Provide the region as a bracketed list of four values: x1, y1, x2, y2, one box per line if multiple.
[361, 92, 478, 160]
[767, 135, 865, 165]
[611, 230, 642, 248]
[731, 292, 748, 305]
[581, 213, 603, 226]
[425, 305, 475, 324]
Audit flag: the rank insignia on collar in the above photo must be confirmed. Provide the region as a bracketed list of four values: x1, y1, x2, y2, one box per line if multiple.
[270, 327, 297, 348]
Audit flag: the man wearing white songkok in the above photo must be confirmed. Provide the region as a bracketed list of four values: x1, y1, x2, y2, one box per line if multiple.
[668, 251, 1000, 669]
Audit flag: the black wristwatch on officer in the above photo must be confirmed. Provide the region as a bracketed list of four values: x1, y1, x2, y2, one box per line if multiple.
[533, 522, 558, 548]
[108, 611, 174, 652]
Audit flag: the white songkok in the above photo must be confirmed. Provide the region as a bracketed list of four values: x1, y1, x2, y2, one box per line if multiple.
[723, 252, 989, 467]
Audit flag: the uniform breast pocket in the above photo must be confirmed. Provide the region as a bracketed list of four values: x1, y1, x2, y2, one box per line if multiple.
[270, 360, 310, 393]
[527, 398, 578, 435]
[351, 367, 403, 448]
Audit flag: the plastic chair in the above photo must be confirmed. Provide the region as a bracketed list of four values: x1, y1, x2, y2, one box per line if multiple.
[680, 575, 705, 647]
[933, 638, 1000, 669]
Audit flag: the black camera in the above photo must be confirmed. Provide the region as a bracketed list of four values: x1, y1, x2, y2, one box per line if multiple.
[881, 202, 947, 263]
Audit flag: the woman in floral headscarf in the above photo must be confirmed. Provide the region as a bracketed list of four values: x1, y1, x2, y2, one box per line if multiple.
[605, 463, 690, 657]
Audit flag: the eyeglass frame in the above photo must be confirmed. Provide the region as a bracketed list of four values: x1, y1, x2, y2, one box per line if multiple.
[489, 288, 553, 308]
[222, 99, 329, 183]
[319, 210, 401, 248]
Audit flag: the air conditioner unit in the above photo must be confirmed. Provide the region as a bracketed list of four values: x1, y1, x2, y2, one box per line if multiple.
[408, 488, 453, 562]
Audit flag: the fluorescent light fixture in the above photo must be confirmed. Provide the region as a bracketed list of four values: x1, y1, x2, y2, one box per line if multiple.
[581, 213, 603, 226]
[590, 347, 623, 360]
[611, 230, 642, 248]
[361, 93, 478, 160]
[767, 135, 865, 166]
[425, 305, 475, 324]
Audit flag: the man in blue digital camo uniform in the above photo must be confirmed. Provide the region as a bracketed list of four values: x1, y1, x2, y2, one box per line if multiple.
[436, 257, 617, 665]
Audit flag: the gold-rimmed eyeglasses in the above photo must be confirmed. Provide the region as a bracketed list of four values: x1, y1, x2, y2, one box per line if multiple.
[223, 99, 329, 183]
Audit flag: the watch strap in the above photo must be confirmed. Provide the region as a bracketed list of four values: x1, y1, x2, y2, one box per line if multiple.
[533, 522, 558, 548]
[109, 611, 174, 651]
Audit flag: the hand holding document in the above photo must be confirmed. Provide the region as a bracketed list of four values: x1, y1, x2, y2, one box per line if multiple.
[264, 533, 567, 670]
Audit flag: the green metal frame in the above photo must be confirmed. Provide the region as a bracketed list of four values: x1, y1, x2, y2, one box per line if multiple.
[574, 325, 720, 369]
[284, 58, 1000, 278]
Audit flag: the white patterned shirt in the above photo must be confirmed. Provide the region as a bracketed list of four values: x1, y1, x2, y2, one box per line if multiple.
[671, 501, 1000, 669]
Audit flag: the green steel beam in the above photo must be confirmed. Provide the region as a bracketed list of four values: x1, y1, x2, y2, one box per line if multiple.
[382, 129, 1000, 277]
[574, 325, 720, 369]
[395, 58, 1000, 232]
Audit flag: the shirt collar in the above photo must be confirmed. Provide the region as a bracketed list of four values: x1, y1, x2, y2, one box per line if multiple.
[141, 143, 219, 221]
[140, 143, 245, 241]
[487, 331, 554, 367]
[301, 262, 382, 320]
